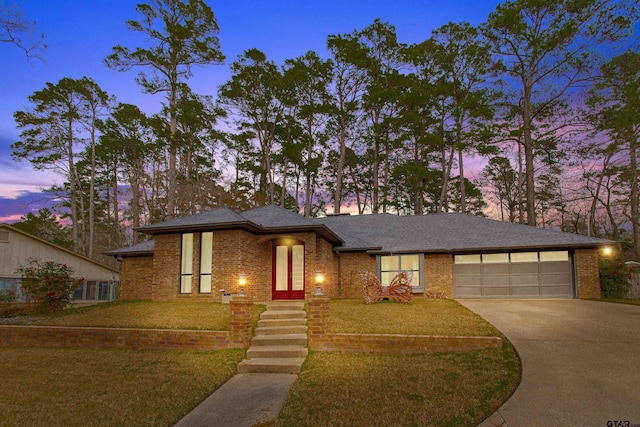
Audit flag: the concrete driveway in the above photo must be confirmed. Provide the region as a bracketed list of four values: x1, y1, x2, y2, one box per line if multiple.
[458, 299, 640, 427]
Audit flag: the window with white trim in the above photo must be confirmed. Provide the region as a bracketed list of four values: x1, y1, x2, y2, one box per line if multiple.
[180, 233, 193, 293]
[200, 232, 213, 293]
[378, 254, 423, 292]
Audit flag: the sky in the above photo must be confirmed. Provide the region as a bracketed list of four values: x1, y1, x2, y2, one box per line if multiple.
[0, 0, 502, 222]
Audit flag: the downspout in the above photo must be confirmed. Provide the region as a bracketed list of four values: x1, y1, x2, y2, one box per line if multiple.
[572, 250, 578, 298]
[337, 251, 342, 297]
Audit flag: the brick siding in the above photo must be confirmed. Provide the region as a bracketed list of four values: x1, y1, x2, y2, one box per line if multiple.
[307, 298, 502, 354]
[119, 256, 153, 300]
[424, 254, 454, 298]
[338, 252, 376, 298]
[0, 297, 253, 351]
[575, 248, 602, 299]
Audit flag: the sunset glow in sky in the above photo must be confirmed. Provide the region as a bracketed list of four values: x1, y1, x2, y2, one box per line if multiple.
[0, 0, 502, 222]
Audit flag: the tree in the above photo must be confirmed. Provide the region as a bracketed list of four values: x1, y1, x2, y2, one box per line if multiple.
[12, 208, 72, 249]
[431, 22, 496, 213]
[327, 31, 367, 214]
[12, 77, 109, 254]
[588, 51, 640, 260]
[97, 103, 152, 244]
[219, 49, 284, 205]
[105, 0, 224, 220]
[282, 51, 333, 217]
[482, 0, 637, 226]
[1, 1, 46, 59]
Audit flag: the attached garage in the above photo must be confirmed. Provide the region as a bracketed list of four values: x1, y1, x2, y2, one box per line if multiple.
[454, 250, 573, 298]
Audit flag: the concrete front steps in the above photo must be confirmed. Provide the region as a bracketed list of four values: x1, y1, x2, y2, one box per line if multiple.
[237, 301, 308, 374]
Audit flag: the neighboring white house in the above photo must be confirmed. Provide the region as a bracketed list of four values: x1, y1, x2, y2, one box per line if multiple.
[0, 224, 120, 303]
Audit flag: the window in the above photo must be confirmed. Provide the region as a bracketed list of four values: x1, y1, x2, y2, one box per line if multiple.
[180, 233, 193, 293]
[510, 252, 538, 263]
[482, 253, 509, 263]
[379, 254, 422, 291]
[0, 230, 9, 243]
[454, 254, 481, 264]
[539, 251, 568, 262]
[200, 232, 213, 293]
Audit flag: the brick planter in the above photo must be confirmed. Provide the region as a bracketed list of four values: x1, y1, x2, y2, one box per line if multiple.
[307, 297, 502, 354]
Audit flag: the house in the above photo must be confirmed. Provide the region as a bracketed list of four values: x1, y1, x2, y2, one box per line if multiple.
[0, 224, 121, 303]
[107, 205, 610, 302]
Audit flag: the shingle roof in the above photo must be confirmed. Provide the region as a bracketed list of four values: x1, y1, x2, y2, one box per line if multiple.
[315, 213, 612, 253]
[110, 206, 612, 257]
[104, 239, 155, 257]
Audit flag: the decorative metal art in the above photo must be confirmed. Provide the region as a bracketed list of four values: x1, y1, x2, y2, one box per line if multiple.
[359, 270, 413, 304]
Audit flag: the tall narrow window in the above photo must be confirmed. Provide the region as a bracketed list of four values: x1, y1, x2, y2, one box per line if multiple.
[180, 233, 193, 293]
[200, 232, 213, 293]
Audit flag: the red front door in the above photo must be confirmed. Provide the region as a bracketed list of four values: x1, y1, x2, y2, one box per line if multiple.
[272, 239, 305, 300]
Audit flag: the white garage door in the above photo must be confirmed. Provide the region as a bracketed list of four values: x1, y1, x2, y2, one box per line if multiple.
[454, 251, 573, 298]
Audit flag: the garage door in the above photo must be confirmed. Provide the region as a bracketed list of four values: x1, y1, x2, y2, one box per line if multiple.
[453, 251, 573, 298]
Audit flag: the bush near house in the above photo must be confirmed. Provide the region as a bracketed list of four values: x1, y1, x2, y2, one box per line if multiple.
[600, 258, 630, 299]
[15, 258, 83, 312]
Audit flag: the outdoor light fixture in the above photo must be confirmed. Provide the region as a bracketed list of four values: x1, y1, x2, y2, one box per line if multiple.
[239, 272, 246, 296]
[315, 270, 324, 295]
[602, 247, 613, 257]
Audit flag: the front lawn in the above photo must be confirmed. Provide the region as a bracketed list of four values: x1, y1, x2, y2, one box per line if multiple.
[0, 346, 245, 426]
[2, 300, 265, 330]
[277, 298, 520, 426]
[329, 298, 499, 336]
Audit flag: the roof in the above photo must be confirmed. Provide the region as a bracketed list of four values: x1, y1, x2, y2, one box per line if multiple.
[315, 213, 612, 254]
[104, 239, 155, 257]
[0, 223, 120, 274]
[109, 206, 612, 257]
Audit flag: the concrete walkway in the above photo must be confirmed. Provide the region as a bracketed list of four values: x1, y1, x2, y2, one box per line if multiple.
[459, 299, 640, 427]
[174, 373, 297, 427]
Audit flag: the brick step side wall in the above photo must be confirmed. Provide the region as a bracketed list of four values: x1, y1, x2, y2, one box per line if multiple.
[0, 325, 234, 351]
[310, 333, 501, 353]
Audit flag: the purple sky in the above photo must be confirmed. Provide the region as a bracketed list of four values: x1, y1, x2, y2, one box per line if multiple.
[0, 0, 502, 222]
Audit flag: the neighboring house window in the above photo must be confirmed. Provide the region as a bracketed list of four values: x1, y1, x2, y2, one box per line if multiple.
[378, 254, 423, 292]
[0, 230, 9, 243]
[200, 232, 213, 293]
[180, 233, 194, 294]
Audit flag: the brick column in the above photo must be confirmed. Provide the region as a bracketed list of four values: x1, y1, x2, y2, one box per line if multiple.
[230, 296, 252, 348]
[307, 297, 330, 349]
[575, 249, 602, 299]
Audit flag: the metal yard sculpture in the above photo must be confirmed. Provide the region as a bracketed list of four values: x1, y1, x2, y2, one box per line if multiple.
[359, 270, 413, 304]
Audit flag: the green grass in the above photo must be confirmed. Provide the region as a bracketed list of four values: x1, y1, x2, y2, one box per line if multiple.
[3, 300, 265, 330]
[278, 342, 520, 427]
[0, 346, 246, 426]
[1, 298, 521, 426]
[277, 298, 521, 426]
[329, 298, 499, 336]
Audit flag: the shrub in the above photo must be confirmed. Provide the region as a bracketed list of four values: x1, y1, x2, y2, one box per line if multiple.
[16, 259, 83, 312]
[599, 258, 630, 299]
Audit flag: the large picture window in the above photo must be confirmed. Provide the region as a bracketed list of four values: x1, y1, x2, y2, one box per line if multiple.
[180, 233, 193, 294]
[200, 232, 213, 293]
[378, 254, 423, 292]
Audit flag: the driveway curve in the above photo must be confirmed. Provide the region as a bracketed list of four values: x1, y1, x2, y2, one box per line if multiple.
[458, 299, 640, 427]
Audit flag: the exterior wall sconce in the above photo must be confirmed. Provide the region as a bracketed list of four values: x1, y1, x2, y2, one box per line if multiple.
[239, 272, 246, 296]
[315, 270, 324, 295]
[602, 246, 613, 257]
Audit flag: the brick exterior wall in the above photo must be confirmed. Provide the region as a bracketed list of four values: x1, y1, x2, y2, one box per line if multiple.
[338, 252, 376, 298]
[575, 248, 602, 299]
[0, 325, 233, 351]
[424, 254, 454, 298]
[152, 233, 181, 301]
[307, 298, 501, 353]
[0, 296, 254, 351]
[119, 256, 153, 300]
